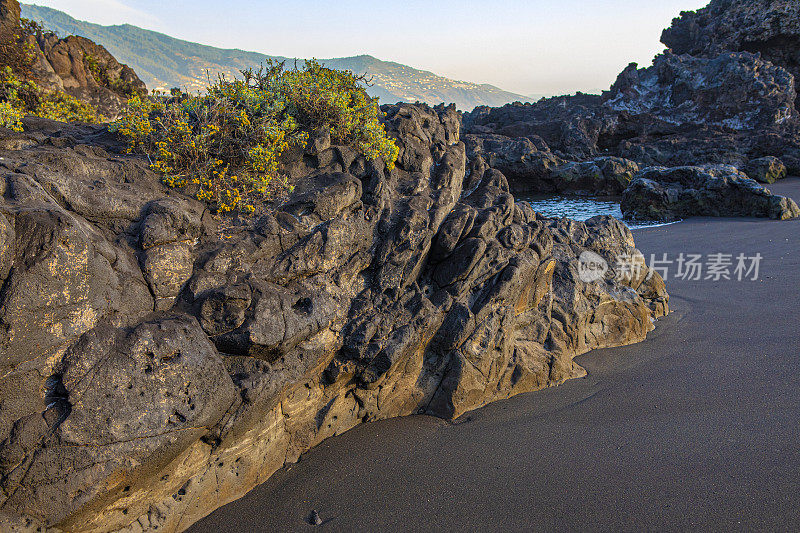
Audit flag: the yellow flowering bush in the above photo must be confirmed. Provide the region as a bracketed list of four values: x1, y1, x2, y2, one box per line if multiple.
[273, 61, 399, 168]
[0, 67, 100, 131]
[0, 100, 24, 131]
[83, 53, 142, 98]
[34, 89, 99, 123]
[112, 60, 399, 214]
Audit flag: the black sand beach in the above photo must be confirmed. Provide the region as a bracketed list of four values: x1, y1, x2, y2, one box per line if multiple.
[191, 178, 800, 532]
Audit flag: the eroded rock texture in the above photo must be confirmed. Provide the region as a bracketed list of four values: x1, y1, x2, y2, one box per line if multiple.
[1, 0, 146, 119]
[0, 104, 668, 531]
[662, 0, 800, 100]
[621, 165, 800, 221]
[30, 33, 146, 120]
[462, 0, 800, 220]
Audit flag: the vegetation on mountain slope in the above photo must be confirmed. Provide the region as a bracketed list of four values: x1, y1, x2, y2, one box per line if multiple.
[20, 3, 527, 111]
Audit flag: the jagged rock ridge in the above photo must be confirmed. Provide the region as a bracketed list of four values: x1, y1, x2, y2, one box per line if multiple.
[661, 0, 800, 104]
[1, 0, 145, 120]
[0, 104, 667, 531]
[462, 0, 800, 221]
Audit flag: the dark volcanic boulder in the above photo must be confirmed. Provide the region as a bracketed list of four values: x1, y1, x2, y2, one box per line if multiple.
[621, 165, 800, 221]
[0, 316, 237, 529]
[464, 133, 564, 193]
[604, 51, 797, 131]
[548, 156, 639, 195]
[0, 106, 669, 531]
[464, 133, 638, 195]
[744, 156, 788, 183]
[662, 0, 800, 98]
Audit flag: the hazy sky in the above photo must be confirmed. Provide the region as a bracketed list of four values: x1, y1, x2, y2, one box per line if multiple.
[28, 0, 710, 96]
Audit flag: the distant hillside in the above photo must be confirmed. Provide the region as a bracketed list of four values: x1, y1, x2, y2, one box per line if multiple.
[20, 4, 528, 111]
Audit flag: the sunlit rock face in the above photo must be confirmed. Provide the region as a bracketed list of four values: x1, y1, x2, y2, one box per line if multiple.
[0, 0, 146, 119]
[0, 103, 668, 531]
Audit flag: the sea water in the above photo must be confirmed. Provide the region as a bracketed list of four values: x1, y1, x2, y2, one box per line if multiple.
[519, 195, 677, 230]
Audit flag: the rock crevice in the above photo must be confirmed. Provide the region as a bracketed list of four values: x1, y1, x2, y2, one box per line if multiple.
[0, 104, 668, 531]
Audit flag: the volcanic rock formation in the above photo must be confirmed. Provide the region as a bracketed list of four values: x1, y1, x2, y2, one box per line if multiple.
[621, 165, 800, 221]
[661, 0, 800, 105]
[463, 0, 800, 220]
[0, 105, 668, 531]
[3, 1, 797, 531]
[0, 0, 145, 119]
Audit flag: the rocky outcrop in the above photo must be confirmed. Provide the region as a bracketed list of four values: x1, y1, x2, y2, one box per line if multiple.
[621, 165, 800, 221]
[464, 94, 613, 162]
[0, 0, 145, 120]
[0, 0, 19, 35]
[605, 51, 796, 131]
[744, 156, 787, 183]
[463, 133, 564, 193]
[0, 105, 668, 531]
[30, 34, 146, 119]
[464, 50, 800, 177]
[463, 133, 638, 195]
[661, 0, 800, 102]
[545, 157, 639, 195]
[462, 0, 800, 212]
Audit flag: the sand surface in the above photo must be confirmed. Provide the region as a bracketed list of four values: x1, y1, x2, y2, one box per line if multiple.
[191, 178, 800, 532]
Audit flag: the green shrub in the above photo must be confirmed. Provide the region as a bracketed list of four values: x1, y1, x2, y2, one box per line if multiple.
[19, 18, 45, 37]
[84, 53, 141, 98]
[112, 59, 399, 214]
[0, 67, 99, 131]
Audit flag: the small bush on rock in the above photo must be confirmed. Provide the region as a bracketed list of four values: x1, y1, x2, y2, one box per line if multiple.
[112, 60, 399, 214]
[0, 67, 99, 131]
[0, 100, 24, 130]
[84, 52, 142, 98]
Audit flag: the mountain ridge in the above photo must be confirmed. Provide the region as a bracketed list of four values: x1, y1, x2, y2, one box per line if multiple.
[20, 3, 529, 111]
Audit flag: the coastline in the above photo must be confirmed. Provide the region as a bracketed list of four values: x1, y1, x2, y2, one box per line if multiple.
[2, 0, 800, 529]
[191, 178, 800, 532]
